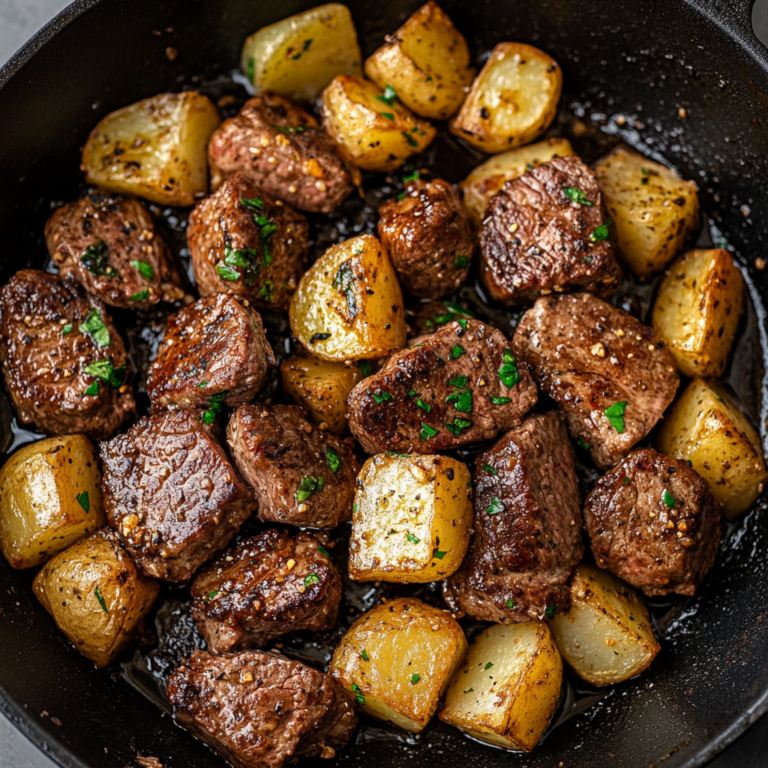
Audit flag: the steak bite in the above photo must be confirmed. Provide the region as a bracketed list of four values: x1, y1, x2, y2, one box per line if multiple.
[480, 155, 621, 305]
[102, 410, 256, 582]
[512, 292, 679, 469]
[148, 293, 275, 411]
[44, 193, 186, 309]
[378, 178, 474, 298]
[227, 405, 361, 528]
[208, 93, 355, 214]
[168, 649, 357, 768]
[0, 270, 135, 439]
[347, 319, 537, 455]
[584, 448, 721, 596]
[188, 173, 309, 309]
[191, 529, 342, 653]
[444, 411, 583, 622]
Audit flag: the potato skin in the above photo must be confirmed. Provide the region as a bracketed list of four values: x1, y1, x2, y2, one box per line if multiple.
[0, 435, 104, 569]
[652, 248, 743, 378]
[33, 528, 159, 667]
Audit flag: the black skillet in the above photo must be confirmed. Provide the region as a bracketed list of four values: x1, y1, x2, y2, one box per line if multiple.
[1, 0, 768, 767]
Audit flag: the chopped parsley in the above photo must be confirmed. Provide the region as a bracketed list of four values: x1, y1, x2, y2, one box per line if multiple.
[402, 170, 420, 183]
[449, 344, 465, 360]
[663, 490, 677, 509]
[484, 662, 493, 671]
[202, 391, 228, 424]
[456, 318, 469, 330]
[83, 359, 126, 390]
[372, 391, 393, 404]
[375, 84, 398, 106]
[130, 260, 154, 280]
[416, 398, 431, 413]
[604, 401, 628, 433]
[506, 598, 516, 609]
[297, 476, 324, 502]
[272, 124, 306, 134]
[445, 418, 472, 436]
[131, 289, 150, 302]
[433, 549, 447, 560]
[317, 545, 331, 556]
[380, 112, 395, 121]
[204, 590, 219, 603]
[490, 396, 511, 405]
[309, 332, 331, 344]
[402, 131, 419, 148]
[79, 310, 110, 348]
[448, 375, 468, 389]
[464, 688, 474, 694]
[358, 360, 374, 377]
[408, 390, 416, 398]
[94, 585, 108, 614]
[590, 219, 612, 242]
[483, 464, 497, 476]
[545, 604, 558, 618]
[216, 264, 241, 282]
[486, 497, 505, 515]
[80, 240, 118, 278]
[62, 324, 73, 335]
[351, 683, 365, 705]
[291, 38, 313, 59]
[198, 381, 208, 388]
[325, 446, 342, 474]
[76, 491, 90, 513]
[84, 381, 99, 396]
[361, 649, 370, 662]
[454, 255, 470, 269]
[257, 279, 274, 302]
[563, 187, 594, 206]
[406, 532, 421, 544]
[410, 673, 421, 685]
[333, 260, 357, 319]
[576, 437, 591, 451]
[304, 573, 321, 587]
[240, 196, 264, 211]
[446, 389, 473, 413]
[622, 477, 633, 485]
[498, 349, 520, 388]
[420, 422, 438, 441]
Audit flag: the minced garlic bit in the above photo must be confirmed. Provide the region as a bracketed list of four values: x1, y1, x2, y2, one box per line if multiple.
[286, 559, 296, 570]
[590, 342, 606, 358]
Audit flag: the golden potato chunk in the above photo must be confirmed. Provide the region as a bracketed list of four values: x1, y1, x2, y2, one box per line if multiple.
[364, 2, 475, 119]
[241, 3, 362, 102]
[459, 137, 574, 228]
[82, 92, 221, 206]
[289, 234, 406, 361]
[439, 622, 562, 752]
[549, 564, 660, 687]
[657, 378, 768, 519]
[595, 148, 699, 277]
[33, 528, 159, 667]
[320, 75, 436, 172]
[330, 597, 467, 732]
[349, 453, 472, 582]
[280, 355, 362, 435]
[450, 43, 562, 154]
[652, 248, 743, 378]
[0, 435, 105, 569]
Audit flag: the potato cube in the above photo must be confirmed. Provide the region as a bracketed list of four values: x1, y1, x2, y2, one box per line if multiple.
[280, 355, 362, 435]
[595, 148, 699, 277]
[652, 248, 743, 378]
[33, 528, 160, 667]
[439, 622, 562, 752]
[330, 597, 467, 732]
[289, 234, 407, 361]
[82, 92, 221, 206]
[364, 2, 475, 120]
[450, 43, 562, 154]
[241, 3, 362, 102]
[0, 435, 105, 569]
[321, 75, 436, 172]
[549, 564, 660, 687]
[656, 378, 768, 519]
[349, 453, 472, 582]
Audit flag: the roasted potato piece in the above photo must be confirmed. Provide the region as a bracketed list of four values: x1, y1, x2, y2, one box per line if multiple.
[450, 43, 562, 154]
[349, 453, 472, 582]
[364, 2, 474, 120]
[320, 75, 436, 172]
[0, 435, 105, 569]
[241, 3, 362, 102]
[652, 248, 743, 378]
[439, 622, 562, 752]
[82, 92, 221, 206]
[330, 597, 467, 732]
[549, 564, 660, 687]
[280, 355, 362, 435]
[33, 528, 159, 667]
[289, 234, 407, 361]
[595, 148, 699, 277]
[459, 137, 574, 228]
[656, 378, 768, 519]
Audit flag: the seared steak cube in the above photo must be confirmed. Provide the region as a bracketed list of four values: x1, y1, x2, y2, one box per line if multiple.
[584, 448, 721, 596]
[168, 649, 357, 768]
[45, 193, 185, 308]
[444, 411, 583, 622]
[512, 293, 679, 469]
[102, 410, 256, 582]
[191, 529, 342, 653]
[188, 173, 309, 308]
[208, 93, 355, 214]
[347, 319, 537, 455]
[148, 293, 275, 411]
[227, 405, 360, 528]
[480, 155, 621, 305]
[0, 270, 135, 439]
[378, 179, 474, 298]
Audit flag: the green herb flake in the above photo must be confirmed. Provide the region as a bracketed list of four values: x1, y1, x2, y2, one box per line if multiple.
[333, 260, 358, 320]
[62, 324, 74, 335]
[506, 598, 516, 609]
[83, 359, 126, 390]
[80, 240, 118, 278]
[448, 375, 468, 389]
[351, 683, 365, 705]
[454, 255, 470, 269]
[490, 396, 511, 405]
[372, 390, 393, 404]
[456, 318, 469, 330]
[94, 585, 108, 614]
[433, 549, 447, 560]
[358, 360, 374, 377]
[78, 310, 111, 348]
[198, 381, 208, 389]
[663, 489, 677, 509]
[201, 391, 228, 425]
[361, 649, 370, 662]
[380, 112, 395, 121]
[416, 399, 431, 413]
[131, 289, 150, 302]
[76, 491, 90, 513]
[297, 476, 325, 503]
[408, 390, 416, 398]
[444, 301, 474, 317]
[402, 131, 419, 148]
[396, 192, 406, 201]
[449, 344, 465, 360]
[464, 687, 474, 693]
[403, 170, 420, 183]
[272, 124, 306, 134]
[217, 263, 241, 282]
[304, 572, 321, 587]
[406, 532, 421, 544]
[604, 401, 628, 433]
[446, 388, 473, 414]
[325, 446, 342, 474]
[205, 590, 219, 603]
[483, 464, 497, 476]
[484, 662, 493, 671]
[486, 497, 505, 515]
[622, 477, 632, 485]
[545, 604, 558, 618]
[257, 279, 274, 302]
[309, 332, 331, 344]
[576, 437, 591, 451]
[130, 260, 154, 280]
[563, 187, 594, 206]
[498, 349, 520, 389]
[241, 196, 263, 211]
[317, 545, 330, 557]
[247, 56, 256, 83]
[590, 219, 612, 242]
[445, 418, 472, 436]
[420, 422, 438, 441]
[410, 673, 421, 685]
[376, 84, 398, 106]
[84, 381, 99, 396]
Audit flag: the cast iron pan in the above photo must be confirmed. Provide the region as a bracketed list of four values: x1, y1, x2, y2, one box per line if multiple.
[1, 1, 768, 766]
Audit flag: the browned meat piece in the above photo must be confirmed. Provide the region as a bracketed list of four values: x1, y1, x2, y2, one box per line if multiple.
[227, 405, 360, 528]
[480, 155, 621, 305]
[44, 193, 186, 309]
[584, 448, 721, 596]
[347, 319, 537, 455]
[101, 410, 256, 582]
[444, 412, 583, 622]
[188, 173, 309, 309]
[168, 649, 357, 768]
[378, 179, 474, 298]
[208, 93, 355, 214]
[512, 293, 679, 469]
[147, 293, 275, 411]
[0, 270, 135, 439]
[191, 529, 342, 653]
